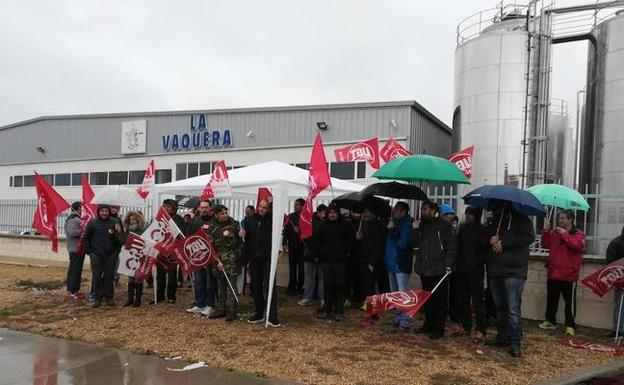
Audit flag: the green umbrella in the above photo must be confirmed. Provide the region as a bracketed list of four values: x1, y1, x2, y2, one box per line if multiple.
[526, 184, 590, 212]
[372, 154, 471, 184]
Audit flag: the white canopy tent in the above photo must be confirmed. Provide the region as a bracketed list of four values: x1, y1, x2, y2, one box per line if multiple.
[151, 161, 364, 326]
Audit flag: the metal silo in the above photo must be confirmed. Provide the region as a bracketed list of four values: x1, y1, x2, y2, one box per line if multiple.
[545, 99, 569, 184]
[584, 11, 624, 254]
[454, 7, 536, 187]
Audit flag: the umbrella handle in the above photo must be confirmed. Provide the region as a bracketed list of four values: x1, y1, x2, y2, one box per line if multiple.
[496, 205, 506, 237]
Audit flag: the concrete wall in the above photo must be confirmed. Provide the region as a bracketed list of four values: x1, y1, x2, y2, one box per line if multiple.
[0, 234, 614, 329]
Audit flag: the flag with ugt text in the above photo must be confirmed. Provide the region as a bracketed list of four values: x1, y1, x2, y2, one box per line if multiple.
[76, 175, 97, 257]
[300, 133, 331, 239]
[143, 207, 184, 254]
[581, 257, 624, 297]
[32, 173, 70, 252]
[169, 229, 218, 274]
[201, 160, 232, 200]
[117, 232, 159, 279]
[136, 159, 155, 199]
[448, 145, 475, 179]
[334, 137, 380, 169]
[379, 137, 412, 163]
[366, 289, 432, 317]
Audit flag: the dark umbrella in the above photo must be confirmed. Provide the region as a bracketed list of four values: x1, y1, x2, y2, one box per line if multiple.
[332, 192, 392, 219]
[462, 185, 546, 217]
[360, 182, 428, 201]
[177, 196, 200, 209]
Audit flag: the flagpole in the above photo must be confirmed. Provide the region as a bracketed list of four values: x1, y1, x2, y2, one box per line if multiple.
[430, 271, 451, 295]
[217, 259, 239, 303]
[152, 265, 158, 305]
[616, 290, 623, 344]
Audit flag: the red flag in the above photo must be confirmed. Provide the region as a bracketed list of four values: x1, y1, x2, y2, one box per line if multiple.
[564, 339, 624, 356]
[448, 145, 475, 179]
[333, 137, 380, 169]
[256, 188, 273, 210]
[32, 173, 70, 252]
[75, 175, 97, 257]
[136, 160, 155, 199]
[201, 160, 232, 200]
[143, 207, 184, 254]
[581, 258, 624, 297]
[300, 133, 331, 239]
[117, 232, 158, 279]
[366, 289, 432, 317]
[170, 229, 218, 274]
[380, 137, 412, 163]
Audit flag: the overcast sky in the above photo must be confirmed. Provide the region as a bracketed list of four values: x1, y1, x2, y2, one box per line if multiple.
[0, 0, 590, 128]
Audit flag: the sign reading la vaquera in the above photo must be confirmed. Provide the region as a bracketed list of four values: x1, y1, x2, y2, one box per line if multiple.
[162, 114, 233, 151]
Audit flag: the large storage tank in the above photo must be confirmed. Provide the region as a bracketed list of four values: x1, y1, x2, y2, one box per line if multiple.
[584, 11, 624, 254]
[454, 14, 533, 187]
[545, 99, 569, 184]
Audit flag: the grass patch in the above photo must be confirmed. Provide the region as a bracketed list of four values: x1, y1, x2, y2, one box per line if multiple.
[16, 279, 65, 291]
[316, 366, 340, 376]
[429, 373, 474, 385]
[0, 300, 64, 320]
[40, 313, 71, 324]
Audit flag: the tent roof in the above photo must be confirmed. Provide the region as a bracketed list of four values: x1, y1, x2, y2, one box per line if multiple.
[152, 160, 364, 198]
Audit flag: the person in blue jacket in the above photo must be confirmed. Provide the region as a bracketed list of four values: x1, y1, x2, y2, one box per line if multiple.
[384, 201, 413, 332]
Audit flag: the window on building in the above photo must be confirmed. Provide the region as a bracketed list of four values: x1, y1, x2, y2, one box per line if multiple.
[41, 174, 54, 185]
[155, 169, 172, 184]
[129, 170, 145, 185]
[55, 173, 71, 186]
[13, 175, 23, 187]
[187, 163, 199, 178]
[330, 162, 355, 180]
[109, 171, 128, 185]
[199, 162, 212, 175]
[71, 173, 86, 186]
[90, 172, 108, 185]
[176, 163, 187, 180]
[357, 161, 366, 179]
[9, 176, 13, 187]
[23, 175, 34, 187]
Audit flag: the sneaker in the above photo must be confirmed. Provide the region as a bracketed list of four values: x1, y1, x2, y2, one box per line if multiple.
[473, 331, 486, 344]
[186, 306, 205, 314]
[538, 321, 557, 330]
[344, 299, 352, 308]
[247, 313, 265, 324]
[74, 292, 86, 300]
[565, 327, 576, 336]
[200, 307, 214, 317]
[509, 346, 522, 358]
[88, 293, 96, 302]
[297, 298, 312, 307]
[267, 319, 281, 328]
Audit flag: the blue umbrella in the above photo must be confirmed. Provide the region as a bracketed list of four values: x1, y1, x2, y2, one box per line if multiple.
[462, 185, 546, 217]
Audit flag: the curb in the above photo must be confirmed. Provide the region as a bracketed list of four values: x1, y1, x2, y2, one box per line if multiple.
[534, 359, 624, 385]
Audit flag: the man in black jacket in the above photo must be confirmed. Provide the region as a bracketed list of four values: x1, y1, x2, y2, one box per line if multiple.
[154, 199, 188, 304]
[299, 204, 328, 307]
[316, 204, 355, 321]
[455, 206, 490, 342]
[607, 226, 624, 337]
[186, 200, 217, 316]
[355, 208, 385, 308]
[412, 201, 458, 339]
[485, 200, 535, 358]
[242, 199, 280, 327]
[284, 198, 305, 295]
[85, 204, 123, 308]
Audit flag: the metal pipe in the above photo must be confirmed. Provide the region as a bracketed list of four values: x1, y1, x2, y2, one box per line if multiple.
[575, 90, 586, 190]
[521, 6, 533, 189]
[544, 0, 624, 15]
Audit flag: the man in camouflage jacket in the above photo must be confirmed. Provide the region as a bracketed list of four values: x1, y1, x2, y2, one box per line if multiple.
[208, 204, 243, 321]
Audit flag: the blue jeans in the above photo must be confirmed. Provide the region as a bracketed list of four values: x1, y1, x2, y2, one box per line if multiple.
[613, 290, 624, 334]
[388, 272, 412, 328]
[303, 261, 324, 301]
[489, 277, 525, 348]
[194, 268, 216, 308]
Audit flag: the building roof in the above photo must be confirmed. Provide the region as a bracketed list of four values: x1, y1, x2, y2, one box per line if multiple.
[0, 100, 451, 133]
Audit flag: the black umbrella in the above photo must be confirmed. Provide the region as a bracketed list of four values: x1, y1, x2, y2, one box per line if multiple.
[360, 182, 428, 201]
[332, 192, 392, 219]
[177, 196, 200, 209]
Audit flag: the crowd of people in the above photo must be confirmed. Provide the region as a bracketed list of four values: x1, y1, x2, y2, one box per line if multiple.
[63, 194, 611, 359]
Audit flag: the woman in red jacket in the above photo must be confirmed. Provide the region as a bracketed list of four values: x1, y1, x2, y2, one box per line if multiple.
[539, 210, 585, 336]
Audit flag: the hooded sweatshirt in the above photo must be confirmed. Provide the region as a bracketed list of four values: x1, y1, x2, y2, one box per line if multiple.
[385, 215, 413, 274]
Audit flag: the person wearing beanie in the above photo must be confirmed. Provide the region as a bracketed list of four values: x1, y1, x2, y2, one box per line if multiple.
[64, 202, 84, 300]
[118, 211, 147, 307]
[85, 204, 123, 308]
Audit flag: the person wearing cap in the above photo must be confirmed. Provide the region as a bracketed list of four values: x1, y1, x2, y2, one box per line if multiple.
[455, 206, 490, 343]
[153, 199, 188, 304]
[315, 204, 355, 321]
[85, 204, 123, 308]
[64, 202, 84, 300]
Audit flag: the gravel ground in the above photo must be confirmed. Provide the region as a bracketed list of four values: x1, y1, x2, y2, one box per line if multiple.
[0, 263, 619, 385]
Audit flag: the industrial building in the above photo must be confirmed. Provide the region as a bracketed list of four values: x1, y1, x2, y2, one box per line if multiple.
[0, 101, 452, 200]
